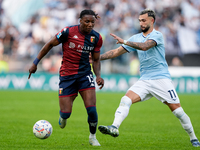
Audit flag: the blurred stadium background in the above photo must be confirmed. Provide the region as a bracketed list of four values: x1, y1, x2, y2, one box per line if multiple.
[0, 0, 200, 93]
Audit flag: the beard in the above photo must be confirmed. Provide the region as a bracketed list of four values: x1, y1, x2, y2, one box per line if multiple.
[141, 25, 150, 33]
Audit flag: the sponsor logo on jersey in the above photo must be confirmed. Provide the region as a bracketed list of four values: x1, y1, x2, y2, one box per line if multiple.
[68, 42, 94, 53]
[78, 45, 94, 51]
[69, 42, 75, 48]
[90, 36, 95, 43]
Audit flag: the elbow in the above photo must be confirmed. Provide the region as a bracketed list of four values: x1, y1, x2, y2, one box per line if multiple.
[92, 57, 100, 63]
[141, 47, 149, 51]
[143, 48, 148, 51]
[93, 59, 100, 63]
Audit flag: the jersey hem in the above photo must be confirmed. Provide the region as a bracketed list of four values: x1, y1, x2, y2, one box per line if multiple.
[59, 93, 78, 98]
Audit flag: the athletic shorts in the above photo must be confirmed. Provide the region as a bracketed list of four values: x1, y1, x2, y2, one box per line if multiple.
[128, 79, 180, 104]
[59, 71, 95, 97]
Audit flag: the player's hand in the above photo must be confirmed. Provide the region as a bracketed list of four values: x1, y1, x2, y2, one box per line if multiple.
[110, 33, 124, 44]
[28, 64, 37, 79]
[96, 77, 104, 90]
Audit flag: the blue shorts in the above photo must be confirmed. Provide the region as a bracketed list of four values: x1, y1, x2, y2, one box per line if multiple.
[59, 71, 95, 97]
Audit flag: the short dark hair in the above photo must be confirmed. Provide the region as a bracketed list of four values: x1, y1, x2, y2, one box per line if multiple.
[140, 9, 156, 22]
[79, 9, 100, 20]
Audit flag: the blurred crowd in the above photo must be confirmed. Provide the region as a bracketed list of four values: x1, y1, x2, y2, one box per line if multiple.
[0, 0, 200, 74]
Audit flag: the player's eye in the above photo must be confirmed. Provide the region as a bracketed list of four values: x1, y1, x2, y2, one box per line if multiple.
[139, 19, 146, 22]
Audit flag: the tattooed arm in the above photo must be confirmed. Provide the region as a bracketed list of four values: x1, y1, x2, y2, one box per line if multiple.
[110, 33, 156, 51]
[126, 40, 156, 51]
[100, 46, 127, 60]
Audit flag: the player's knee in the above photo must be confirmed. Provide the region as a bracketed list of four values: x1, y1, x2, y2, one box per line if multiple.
[59, 110, 71, 119]
[86, 106, 98, 122]
[119, 96, 132, 108]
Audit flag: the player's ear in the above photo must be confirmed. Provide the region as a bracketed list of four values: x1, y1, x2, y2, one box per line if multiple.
[79, 18, 83, 24]
[78, 18, 81, 24]
[152, 18, 155, 23]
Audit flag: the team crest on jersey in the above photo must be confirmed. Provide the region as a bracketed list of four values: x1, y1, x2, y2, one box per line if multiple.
[90, 36, 95, 43]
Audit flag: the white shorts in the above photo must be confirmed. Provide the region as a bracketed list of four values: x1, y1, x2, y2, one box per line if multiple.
[128, 79, 180, 104]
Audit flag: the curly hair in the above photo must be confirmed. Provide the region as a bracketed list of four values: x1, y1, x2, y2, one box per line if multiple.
[79, 9, 100, 20]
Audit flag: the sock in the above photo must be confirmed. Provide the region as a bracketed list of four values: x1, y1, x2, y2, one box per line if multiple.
[89, 133, 96, 139]
[86, 106, 98, 134]
[59, 110, 71, 119]
[173, 107, 197, 140]
[112, 96, 132, 128]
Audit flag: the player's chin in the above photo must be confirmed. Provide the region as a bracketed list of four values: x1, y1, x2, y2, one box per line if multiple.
[86, 28, 93, 33]
[141, 27, 145, 31]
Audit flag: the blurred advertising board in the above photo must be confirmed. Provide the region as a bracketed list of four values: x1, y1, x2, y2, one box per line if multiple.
[0, 71, 200, 94]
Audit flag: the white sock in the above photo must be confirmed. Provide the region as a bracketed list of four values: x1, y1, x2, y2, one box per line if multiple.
[112, 96, 132, 128]
[173, 107, 197, 140]
[89, 133, 96, 139]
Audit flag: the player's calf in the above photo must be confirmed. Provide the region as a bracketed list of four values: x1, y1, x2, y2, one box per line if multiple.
[86, 106, 98, 134]
[59, 110, 71, 129]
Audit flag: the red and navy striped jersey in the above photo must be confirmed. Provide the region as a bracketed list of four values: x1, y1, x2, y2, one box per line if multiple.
[56, 25, 103, 77]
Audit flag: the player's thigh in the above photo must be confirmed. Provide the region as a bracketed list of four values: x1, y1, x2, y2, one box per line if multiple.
[59, 95, 77, 112]
[128, 80, 153, 103]
[58, 76, 79, 111]
[150, 79, 180, 104]
[79, 89, 96, 107]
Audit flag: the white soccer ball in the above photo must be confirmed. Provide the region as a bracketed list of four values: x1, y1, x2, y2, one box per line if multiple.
[33, 120, 53, 139]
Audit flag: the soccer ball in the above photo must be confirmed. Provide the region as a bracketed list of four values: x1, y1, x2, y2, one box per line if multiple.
[33, 120, 53, 139]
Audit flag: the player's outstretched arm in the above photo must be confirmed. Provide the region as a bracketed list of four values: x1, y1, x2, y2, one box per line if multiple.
[110, 33, 156, 51]
[125, 40, 156, 51]
[100, 46, 127, 60]
[28, 36, 60, 79]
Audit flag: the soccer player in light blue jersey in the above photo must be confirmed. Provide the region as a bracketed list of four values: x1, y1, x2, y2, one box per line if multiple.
[98, 9, 200, 147]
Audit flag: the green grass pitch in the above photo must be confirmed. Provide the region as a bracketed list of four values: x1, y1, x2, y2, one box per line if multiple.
[0, 91, 199, 150]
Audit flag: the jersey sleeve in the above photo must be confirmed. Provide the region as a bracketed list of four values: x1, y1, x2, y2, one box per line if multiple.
[94, 34, 103, 53]
[56, 27, 69, 43]
[148, 31, 164, 46]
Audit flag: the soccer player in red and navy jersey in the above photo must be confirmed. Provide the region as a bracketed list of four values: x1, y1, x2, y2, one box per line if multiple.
[28, 10, 104, 146]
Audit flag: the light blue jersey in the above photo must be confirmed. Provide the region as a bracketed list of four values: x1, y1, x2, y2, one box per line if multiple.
[122, 29, 171, 80]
